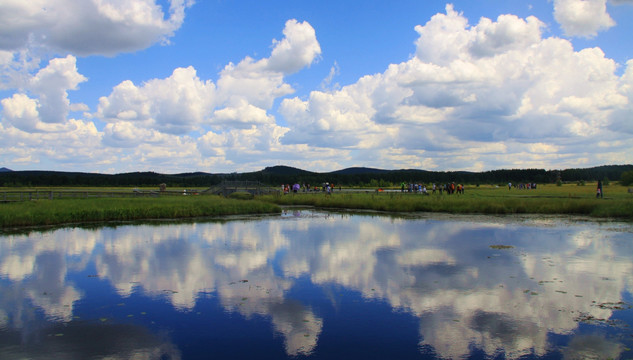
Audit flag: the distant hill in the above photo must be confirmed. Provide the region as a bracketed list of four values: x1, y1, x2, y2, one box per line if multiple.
[329, 167, 389, 175]
[0, 164, 631, 187]
[261, 165, 315, 176]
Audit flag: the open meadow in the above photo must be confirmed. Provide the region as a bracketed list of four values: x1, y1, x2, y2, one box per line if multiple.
[1, 182, 631, 229]
[262, 182, 633, 220]
[0, 189, 281, 228]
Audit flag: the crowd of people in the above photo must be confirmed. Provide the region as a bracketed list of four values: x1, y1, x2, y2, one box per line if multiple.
[282, 183, 337, 194]
[399, 182, 465, 195]
[507, 182, 538, 190]
[281, 181, 548, 196]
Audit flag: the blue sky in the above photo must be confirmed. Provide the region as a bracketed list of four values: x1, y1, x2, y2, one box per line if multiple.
[1, 0, 632, 174]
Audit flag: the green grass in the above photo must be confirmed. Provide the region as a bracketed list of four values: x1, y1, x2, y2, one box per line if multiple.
[259, 183, 633, 220]
[2, 183, 631, 228]
[0, 196, 281, 228]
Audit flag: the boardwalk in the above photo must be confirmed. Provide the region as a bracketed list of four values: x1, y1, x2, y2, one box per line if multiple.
[0, 181, 279, 202]
[203, 181, 279, 196]
[0, 189, 164, 202]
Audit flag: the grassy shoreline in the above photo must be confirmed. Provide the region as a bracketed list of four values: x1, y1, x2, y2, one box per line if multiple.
[1, 184, 631, 229]
[262, 193, 633, 219]
[260, 183, 633, 220]
[0, 196, 281, 228]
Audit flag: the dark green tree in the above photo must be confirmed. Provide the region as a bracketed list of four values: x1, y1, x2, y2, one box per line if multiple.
[620, 170, 633, 186]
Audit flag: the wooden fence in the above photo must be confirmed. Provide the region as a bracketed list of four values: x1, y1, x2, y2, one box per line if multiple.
[0, 189, 202, 202]
[203, 181, 279, 196]
[1, 181, 281, 202]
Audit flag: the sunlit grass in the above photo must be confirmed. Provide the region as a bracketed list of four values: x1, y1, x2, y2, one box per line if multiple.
[0, 196, 281, 228]
[2, 183, 631, 228]
[260, 183, 633, 220]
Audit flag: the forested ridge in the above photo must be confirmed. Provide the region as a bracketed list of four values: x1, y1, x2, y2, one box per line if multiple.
[1, 164, 631, 188]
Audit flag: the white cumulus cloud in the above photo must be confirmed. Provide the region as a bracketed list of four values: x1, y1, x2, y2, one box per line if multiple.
[1, 55, 87, 131]
[553, 0, 615, 38]
[96, 18, 321, 163]
[279, 5, 631, 170]
[97, 66, 216, 135]
[0, 0, 193, 56]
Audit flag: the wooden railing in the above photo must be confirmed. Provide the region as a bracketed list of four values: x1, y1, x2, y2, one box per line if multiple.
[0, 189, 202, 202]
[203, 181, 279, 196]
[1, 182, 281, 202]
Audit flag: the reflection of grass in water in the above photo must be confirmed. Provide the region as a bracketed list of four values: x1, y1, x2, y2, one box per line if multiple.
[490, 245, 514, 250]
[595, 301, 632, 310]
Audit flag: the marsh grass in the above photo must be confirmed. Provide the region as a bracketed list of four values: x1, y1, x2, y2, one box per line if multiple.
[0, 196, 281, 228]
[2, 183, 631, 228]
[260, 183, 633, 220]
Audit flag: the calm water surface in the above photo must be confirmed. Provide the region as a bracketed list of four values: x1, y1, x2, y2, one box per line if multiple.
[1, 210, 632, 359]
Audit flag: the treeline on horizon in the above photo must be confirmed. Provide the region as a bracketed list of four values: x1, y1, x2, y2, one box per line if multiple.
[1, 164, 632, 188]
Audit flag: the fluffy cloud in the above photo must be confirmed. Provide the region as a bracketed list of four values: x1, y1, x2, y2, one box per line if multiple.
[0, 0, 193, 55]
[608, 60, 633, 134]
[1, 15, 324, 172]
[1, 2, 631, 173]
[212, 101, 275, 128]
[97, 19, 320, 135]
[1, 94, 40, 132]
[94, 19, 321, 171]
[267, 19, 322, 74]
[215, 59, 293, 110]
[29, 55, 88, 124]
[553, 0, 615, 38]
[97, 66, 216, 135]
[216, 20, 320, 109]
[0, 54, 110, 170]
[1, 55, 86, 131]
[279, 5, 631, 171]
[198, 124, 289, 162]
[0, 118, 104, 169]
[0, 0, 192, 95]
[101, 124, 200, 172]
[196, 122, 347, 172]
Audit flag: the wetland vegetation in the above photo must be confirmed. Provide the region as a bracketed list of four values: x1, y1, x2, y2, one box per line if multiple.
[1, 182, 632, 228]
[0, 195, 281, 228]
[263, 183, 633, 220]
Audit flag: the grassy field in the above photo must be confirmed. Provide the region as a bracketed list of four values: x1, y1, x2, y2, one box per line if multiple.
[0, 195, 281, 228]
[260, 183, 633, 220]
[1, 183, 631, 229]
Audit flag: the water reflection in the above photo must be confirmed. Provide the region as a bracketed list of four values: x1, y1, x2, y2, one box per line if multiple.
[1, 211, 632, 359]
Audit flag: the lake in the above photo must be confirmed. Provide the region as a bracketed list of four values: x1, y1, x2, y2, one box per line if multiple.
[1, 209, 632, 359]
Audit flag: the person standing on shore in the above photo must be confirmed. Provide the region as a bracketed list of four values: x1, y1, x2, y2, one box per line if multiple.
[597, 180, 603, 198]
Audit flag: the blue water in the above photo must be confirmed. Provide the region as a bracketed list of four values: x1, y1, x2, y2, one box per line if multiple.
[1, 210, 632, 359]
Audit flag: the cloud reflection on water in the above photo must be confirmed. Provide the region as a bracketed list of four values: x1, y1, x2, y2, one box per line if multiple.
[1, 212, 632, 358]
